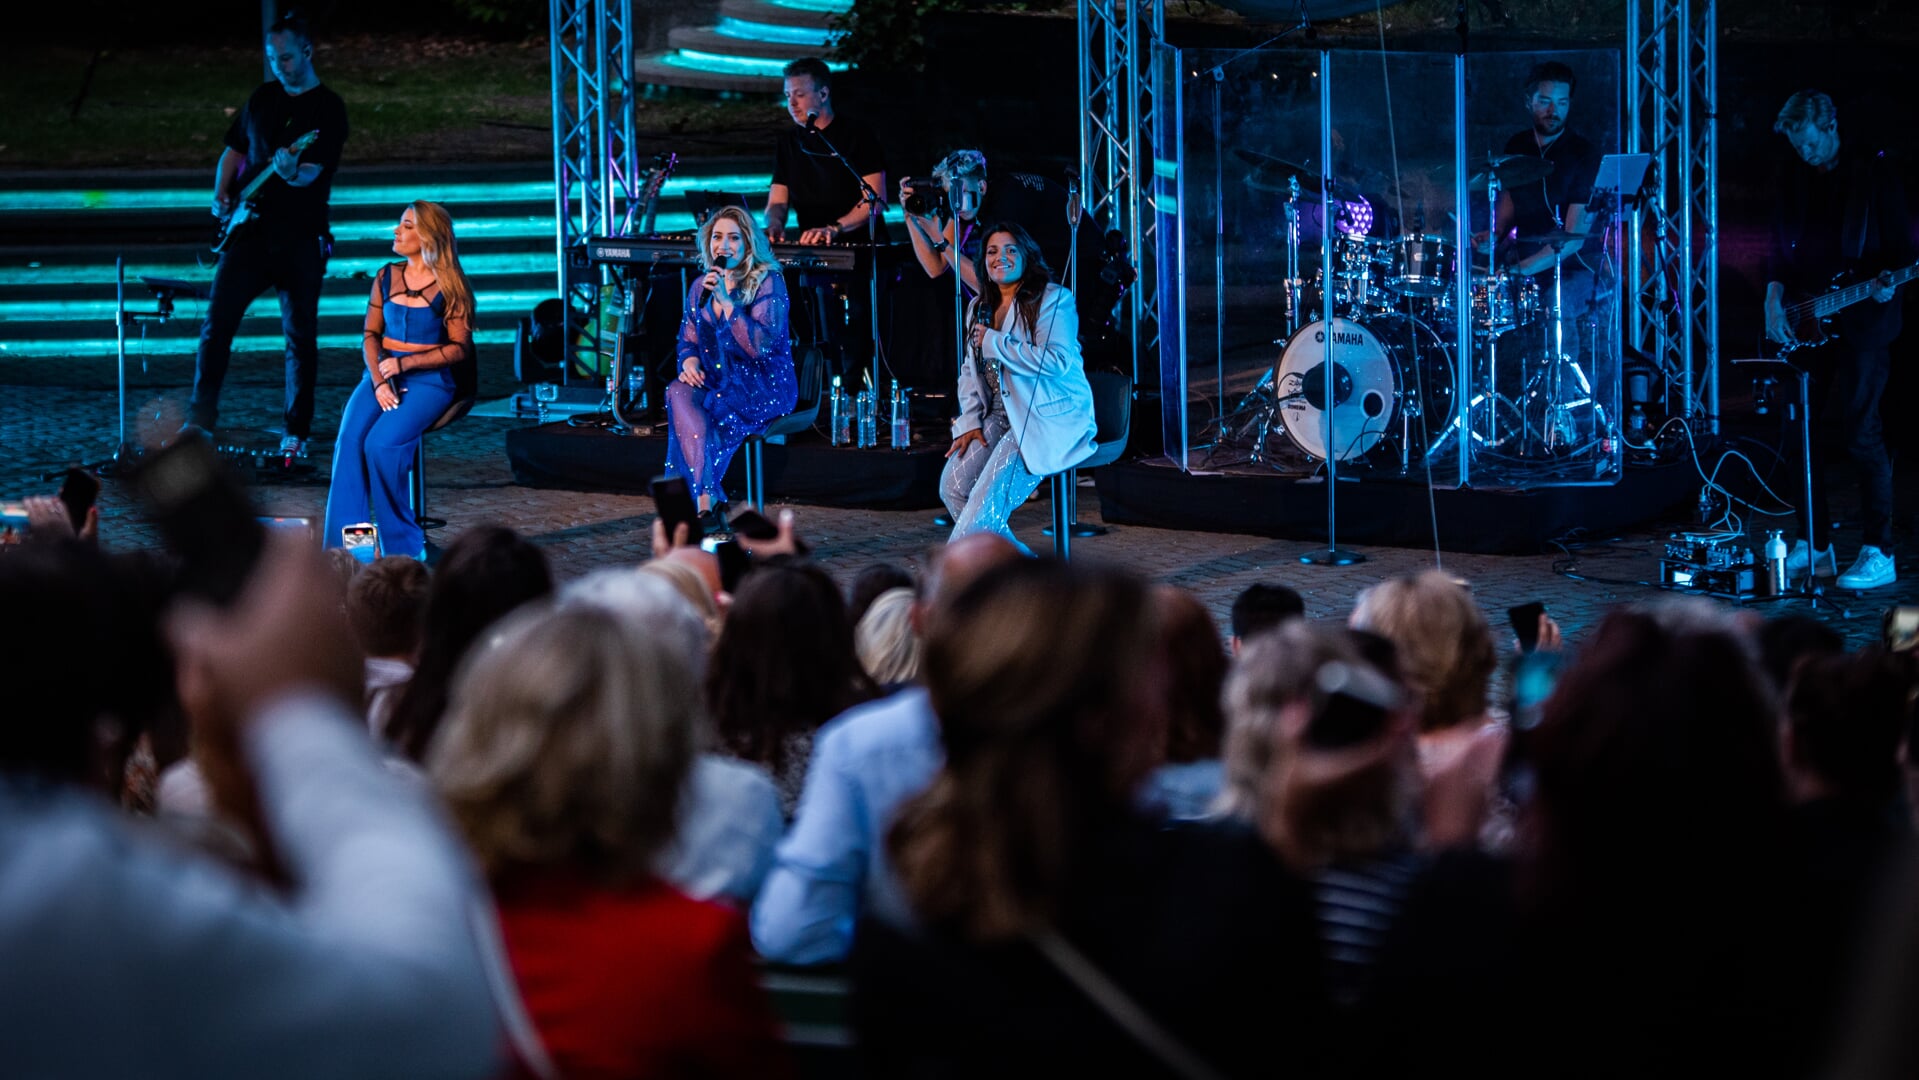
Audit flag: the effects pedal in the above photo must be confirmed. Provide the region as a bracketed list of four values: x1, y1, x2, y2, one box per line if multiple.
[1658, 531, 1755, 597]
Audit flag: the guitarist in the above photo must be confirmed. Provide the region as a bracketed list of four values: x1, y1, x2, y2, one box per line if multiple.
[1765, 89, 1912, 590]
[187, 11, 348, 459]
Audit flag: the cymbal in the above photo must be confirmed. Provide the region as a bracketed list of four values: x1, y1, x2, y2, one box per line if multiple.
[1514, 230, 1588, 248]
[1467, 154, 1554, 191]
[1234, 149, 1367, 202]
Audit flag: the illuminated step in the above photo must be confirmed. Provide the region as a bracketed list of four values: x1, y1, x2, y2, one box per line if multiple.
[657, 50, 850, 78]
[0, 327, 519, 359]
[715, 16, 838, 46]
[0, 251, 563, 287]
[0, 174, 776, 214]
[0, 290, 558, 324]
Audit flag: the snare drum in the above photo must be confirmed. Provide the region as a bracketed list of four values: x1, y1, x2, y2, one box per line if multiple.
[1386, 234, 1455, 298]
[1469, 272, 1540, 334]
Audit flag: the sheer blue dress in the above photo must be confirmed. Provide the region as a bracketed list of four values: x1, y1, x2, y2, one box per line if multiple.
[664, 269, 797, 504]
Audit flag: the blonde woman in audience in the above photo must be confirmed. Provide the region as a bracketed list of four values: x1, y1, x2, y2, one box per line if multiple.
[637, 557, 724, 640]
[854, 585, 920, 688]
[432, 604, 789, 1077]
[1349, 570, 1506, 846]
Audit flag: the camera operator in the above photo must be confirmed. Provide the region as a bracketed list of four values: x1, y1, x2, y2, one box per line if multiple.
[899, 149, 1093, 297]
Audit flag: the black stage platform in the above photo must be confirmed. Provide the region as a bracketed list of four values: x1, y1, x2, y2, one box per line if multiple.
[1093, 457, 1700, 555]
[505, 422, 949, 509]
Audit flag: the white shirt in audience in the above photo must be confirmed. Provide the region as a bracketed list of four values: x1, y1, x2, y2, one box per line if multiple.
[657, 753, 784, 906]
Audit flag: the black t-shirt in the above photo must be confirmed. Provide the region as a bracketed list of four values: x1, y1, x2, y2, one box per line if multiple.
[224, 81, 349, 241]
[1501, 126, 1601, 252]
[772, 115, 888, 235]
[1772, 143, 1913, 347]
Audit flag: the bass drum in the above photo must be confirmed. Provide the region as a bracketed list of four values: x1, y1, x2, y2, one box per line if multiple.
[1275, 315, 1456, 463]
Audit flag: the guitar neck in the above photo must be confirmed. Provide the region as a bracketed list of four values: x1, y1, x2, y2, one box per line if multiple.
[1793, 262, 1919, 321]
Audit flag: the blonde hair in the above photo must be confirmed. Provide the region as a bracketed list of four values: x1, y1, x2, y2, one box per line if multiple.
[1349, 570, 1494, 733]
[429, 604, 698, 884]
[408, 200, 475, 325]
[855, 586, 921, 686]
[636, 558, 723, 642]
[698, 205, 780, 298]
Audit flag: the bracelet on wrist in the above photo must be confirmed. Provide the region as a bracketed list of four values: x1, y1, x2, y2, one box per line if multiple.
[931, 239, 950, 253]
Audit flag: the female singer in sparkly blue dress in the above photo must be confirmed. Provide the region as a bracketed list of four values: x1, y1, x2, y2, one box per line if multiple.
[665, 205, 796, 524]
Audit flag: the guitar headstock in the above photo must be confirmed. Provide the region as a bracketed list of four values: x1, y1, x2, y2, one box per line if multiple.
[290, 129, 321, 155]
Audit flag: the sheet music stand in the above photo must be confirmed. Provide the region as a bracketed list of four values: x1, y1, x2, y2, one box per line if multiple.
[1583, 153, 1653, 219]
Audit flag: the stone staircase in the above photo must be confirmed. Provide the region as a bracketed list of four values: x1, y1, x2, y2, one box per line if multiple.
[634, 0, 853, 96]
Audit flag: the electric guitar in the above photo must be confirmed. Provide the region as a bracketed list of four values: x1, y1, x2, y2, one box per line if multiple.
[1777, 260, 1919, 357]
[211, 129, 321, 254]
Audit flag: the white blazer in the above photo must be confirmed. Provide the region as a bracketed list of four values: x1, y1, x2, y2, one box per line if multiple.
[953, 282, 1097, 477]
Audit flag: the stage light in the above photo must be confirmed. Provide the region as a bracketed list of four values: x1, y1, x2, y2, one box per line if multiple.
[0, 328, 519, 359]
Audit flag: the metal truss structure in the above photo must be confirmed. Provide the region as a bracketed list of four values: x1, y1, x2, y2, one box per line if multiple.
[550, 0, 641, 321]
[1626, 0, 1719, 431]
[1078, 0, 1168, 384]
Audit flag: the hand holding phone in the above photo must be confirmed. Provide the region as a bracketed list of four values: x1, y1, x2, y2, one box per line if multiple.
[650, 475, 701, 552]
[1508, 602, 1547, 654]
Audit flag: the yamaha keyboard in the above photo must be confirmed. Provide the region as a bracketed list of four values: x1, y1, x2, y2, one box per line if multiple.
[582, 234, 888, 273]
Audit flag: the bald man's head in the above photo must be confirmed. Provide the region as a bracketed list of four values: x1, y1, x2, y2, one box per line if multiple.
[915, 534, 1023, 631]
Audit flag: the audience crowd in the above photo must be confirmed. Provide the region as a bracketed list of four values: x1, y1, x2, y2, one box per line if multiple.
[4, 489, 1918, 1079]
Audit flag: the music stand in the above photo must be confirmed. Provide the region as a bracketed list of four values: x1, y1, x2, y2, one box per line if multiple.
[85, 261, 207, 475]
[1727, 354, 1848, 615]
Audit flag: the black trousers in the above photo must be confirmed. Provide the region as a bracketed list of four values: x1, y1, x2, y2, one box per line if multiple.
[191, 229, 327, 438]
[1798, 342, 1896, 552]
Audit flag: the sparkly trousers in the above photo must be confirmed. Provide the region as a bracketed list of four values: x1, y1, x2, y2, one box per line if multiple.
[940, 411, 1043, 554]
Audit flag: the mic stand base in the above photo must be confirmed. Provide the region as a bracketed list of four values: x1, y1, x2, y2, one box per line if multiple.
[1301, 547, 1366, 567]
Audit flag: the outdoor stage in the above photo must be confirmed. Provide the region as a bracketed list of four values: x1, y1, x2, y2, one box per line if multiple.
[506, 420, 1697, 553]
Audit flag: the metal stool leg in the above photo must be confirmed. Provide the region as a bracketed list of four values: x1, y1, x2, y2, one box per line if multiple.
[746, 436, 765, 514]
[411, 441, 448, 530]
[1042, 470, 1110, 539]
[1050, 471, 1072, 560]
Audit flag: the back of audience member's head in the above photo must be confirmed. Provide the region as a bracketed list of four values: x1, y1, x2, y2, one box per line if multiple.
[431, 604, 696, 886]
[637, 557, 723, 640]
[1757, 613, 1846, 694]
[346, 556, 429, 661]
[385, 525, 553, 761]
[707, 561, 874, 774]
[324, 547, 363, 606]
[916, 534, 1022, 626]
[1784, 649, 1915, 805]
[1218, 620, 1415, 865]
[849, 562, 916, 628]
[1523, 606, 1786, 909]
[1154, 585, 1229, 764]
[1230, 582, 1305, 648]
[559, 568, 709, 679]
[890, 559, 1161, 941]
[1349, 571, 1494, 733]
[0, 542, 116, 786]
[856, 586, 921, 687]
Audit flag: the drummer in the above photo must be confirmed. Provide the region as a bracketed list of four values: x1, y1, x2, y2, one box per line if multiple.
[1473, 61, 1604, 364]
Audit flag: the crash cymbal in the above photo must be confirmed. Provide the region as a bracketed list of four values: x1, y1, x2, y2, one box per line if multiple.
[1235, 150, 1369, 202]
[1467, 154, 1555, 190]
[1514, 230, 1588, 248]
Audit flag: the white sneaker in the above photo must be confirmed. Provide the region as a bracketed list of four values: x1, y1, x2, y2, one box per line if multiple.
[1784, 540, 1837, 578]
[279, 435, 307, 458]
[1837, 546, 1897, 590]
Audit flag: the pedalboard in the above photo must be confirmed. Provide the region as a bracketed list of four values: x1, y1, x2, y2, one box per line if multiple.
[1659, 531, 1756, 598]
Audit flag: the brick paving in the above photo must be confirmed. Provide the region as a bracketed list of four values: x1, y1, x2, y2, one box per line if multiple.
[6, 349, 1916, 649]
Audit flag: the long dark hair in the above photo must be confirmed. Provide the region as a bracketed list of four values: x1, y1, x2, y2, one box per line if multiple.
[384, 526, 553, 761]
[890, 559, 1161, 941]
[971, 219, 1053, 336]
[706, 560, 875, 775]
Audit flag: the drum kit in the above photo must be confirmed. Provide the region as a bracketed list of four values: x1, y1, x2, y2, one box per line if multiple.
[1226, 151, 1606, 472]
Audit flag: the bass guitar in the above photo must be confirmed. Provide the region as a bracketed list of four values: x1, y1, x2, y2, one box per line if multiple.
[211, 129, 321, 254]
[1777, 260, 1919, 357]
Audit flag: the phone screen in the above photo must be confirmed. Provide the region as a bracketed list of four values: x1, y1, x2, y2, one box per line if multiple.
[341, 523, 380, 563]
[59, 468, 100, 531]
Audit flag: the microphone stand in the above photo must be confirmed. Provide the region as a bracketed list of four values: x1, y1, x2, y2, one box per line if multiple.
[1302, 48, 1364, 567]
[799, 116, 893, 387]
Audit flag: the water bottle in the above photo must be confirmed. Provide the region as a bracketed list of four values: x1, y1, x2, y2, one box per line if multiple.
[889, 380, 911, 449]
[1764, 529, 1788, 595]
[856, 389, 877, 448]
[625, 365, 645, 411]
[829, 376, 848, 446]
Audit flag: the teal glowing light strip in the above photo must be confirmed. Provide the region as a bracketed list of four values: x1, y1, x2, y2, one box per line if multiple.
[659, 50, 851, 77]
[713, 16, 837, 46]
[0, 328, 517, 359]
[764, 0, 851, 12]
[0, 251, 563, 287]
[0, 291, 557, 324]
[0, 174, 774, 214]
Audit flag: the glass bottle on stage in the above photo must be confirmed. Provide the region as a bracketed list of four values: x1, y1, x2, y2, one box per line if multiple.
[889, 380, 910, 449]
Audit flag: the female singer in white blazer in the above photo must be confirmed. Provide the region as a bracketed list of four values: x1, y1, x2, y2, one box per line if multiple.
[940, 220, 1097, 551]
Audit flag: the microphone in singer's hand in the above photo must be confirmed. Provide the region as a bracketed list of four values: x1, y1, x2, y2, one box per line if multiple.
[801, 111, 819, 129]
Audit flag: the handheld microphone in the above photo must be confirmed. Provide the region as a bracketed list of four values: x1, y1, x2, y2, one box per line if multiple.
[800, 110, 819, 130]
[1064, 168, 1080, 225]
[972, 298, 993, 359]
